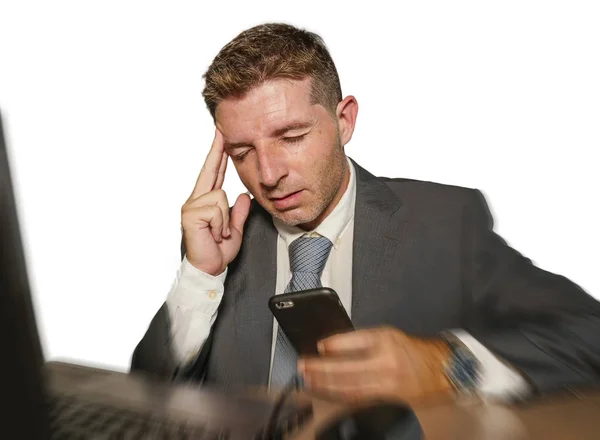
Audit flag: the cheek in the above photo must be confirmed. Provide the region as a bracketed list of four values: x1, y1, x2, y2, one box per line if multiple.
[299, 135, 340, 170]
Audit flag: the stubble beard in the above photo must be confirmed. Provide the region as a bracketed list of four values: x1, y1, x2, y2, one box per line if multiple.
[270, 143, 347, 228]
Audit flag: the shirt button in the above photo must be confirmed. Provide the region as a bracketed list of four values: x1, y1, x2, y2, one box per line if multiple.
[207, 290, 217, 300]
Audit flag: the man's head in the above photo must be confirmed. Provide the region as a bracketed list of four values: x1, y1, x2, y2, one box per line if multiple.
[203, 23, 358, 230]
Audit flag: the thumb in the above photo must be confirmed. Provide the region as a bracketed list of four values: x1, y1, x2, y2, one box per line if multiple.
[230, 193, 251, 234]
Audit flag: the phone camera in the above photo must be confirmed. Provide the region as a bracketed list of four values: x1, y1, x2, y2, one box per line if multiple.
[275, 300, 294, 309]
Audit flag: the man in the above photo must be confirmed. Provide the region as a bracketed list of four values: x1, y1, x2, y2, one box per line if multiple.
[131, 23, 600, 410]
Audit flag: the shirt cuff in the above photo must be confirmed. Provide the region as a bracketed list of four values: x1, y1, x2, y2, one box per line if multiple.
[166, 257, 227, 364]
[167, 257, 227, 314]
[452, 330, 532, 401]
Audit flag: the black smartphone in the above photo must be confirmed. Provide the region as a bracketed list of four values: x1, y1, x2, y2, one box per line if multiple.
[268, 287, 354, 356]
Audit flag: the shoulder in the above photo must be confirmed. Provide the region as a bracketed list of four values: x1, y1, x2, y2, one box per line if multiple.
[373, 176, 494, 232]
[379, 176, 482, 209]
[351, 159, 482, 208]
[372, 173, 493, 228]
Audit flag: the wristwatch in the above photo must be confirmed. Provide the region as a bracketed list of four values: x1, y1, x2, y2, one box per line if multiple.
[441, 332, 482, 396]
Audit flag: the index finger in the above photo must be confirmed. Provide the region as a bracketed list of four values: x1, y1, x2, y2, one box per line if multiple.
[190, 129, 226, 198]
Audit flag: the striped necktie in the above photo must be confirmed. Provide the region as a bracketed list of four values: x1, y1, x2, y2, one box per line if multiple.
[269, 234, 333, 388]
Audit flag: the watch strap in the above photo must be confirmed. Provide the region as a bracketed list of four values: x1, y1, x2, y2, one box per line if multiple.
[441, 331, 482, 396]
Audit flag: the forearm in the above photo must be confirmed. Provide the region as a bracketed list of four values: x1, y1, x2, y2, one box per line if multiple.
[453, 331, 531, 401]
[463, 189, 600, 396]
[167, 257, 226, 364]
[471, 313, 600, 395]
[130, 303, 179, 379]
[130, 257, 226, 380]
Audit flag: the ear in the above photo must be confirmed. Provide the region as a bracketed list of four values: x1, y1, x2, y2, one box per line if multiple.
[336, 95, 359, 147]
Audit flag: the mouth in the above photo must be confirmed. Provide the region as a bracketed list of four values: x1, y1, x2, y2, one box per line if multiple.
[269, 190, 304, 210]
[270, 190, 301, 201]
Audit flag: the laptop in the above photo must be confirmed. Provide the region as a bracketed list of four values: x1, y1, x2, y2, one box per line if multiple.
[0, 113, 312, 439]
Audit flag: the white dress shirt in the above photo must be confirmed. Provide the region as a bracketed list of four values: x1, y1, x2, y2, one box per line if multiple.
[166, 157, 529, 400]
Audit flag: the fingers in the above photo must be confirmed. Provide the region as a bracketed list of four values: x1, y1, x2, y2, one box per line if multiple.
[230, 193, 252, 234]
[190, 129, 226, 199]
[213, 152, 228, 190]
[183, 189, 230, 241]
[299, 357, 388, 402]
[183, 205, 225, 243]
[299, 357, 375, 376]
[307, 373, 385, 401]
[318, 329, 378, 355]
[183, 190, 251, 242]
[301, 328, 419, 404]
[299, 356, 376, 397]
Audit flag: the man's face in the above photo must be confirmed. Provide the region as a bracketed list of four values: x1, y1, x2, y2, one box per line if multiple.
[216, 78, 352, 230]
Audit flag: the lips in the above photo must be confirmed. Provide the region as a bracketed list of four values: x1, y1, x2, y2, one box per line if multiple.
[269, 190, 304, 210]
[270, 190, 301, 201]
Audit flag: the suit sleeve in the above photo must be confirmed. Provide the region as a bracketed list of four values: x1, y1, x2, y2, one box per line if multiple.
[129, 240, 219, 383]
[462, 189, 600, 396]
[130, 302, 179, 379]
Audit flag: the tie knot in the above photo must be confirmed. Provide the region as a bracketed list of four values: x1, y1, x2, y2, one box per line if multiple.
[288, 235, 333, 276]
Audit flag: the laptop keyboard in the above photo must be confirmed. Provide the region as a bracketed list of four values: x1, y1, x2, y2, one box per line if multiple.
[47, 393, 230, 439]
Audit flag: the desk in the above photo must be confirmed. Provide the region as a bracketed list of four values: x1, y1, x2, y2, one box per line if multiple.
[415, 390, 600, 440]
[294, 389, 600, 440]
[46, 361, 600, 439]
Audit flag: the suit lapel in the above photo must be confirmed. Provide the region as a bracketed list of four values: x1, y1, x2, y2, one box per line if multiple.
[233, 201, 278, 386]
[350, 160, 409, 327]
[231, 161, 409, 384]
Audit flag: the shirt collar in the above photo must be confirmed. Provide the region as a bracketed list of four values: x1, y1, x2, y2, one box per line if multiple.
[273, 156, 356, 249]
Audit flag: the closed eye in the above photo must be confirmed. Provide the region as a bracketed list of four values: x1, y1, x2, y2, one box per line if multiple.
[283, 134, 307, 144]
[232, 150, 251, 162]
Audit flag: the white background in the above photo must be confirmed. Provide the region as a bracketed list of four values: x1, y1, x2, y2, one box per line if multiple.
[1, 1, 598, 372]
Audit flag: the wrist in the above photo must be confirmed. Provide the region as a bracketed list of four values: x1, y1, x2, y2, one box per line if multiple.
[440, 332, 482, 397]
[428, 338, 455, 395]
[411, 336, 454, 396]
[184, 256, 227, 277]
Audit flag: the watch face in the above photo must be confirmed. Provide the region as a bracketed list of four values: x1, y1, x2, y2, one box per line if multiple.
[447, 347, 481, 392]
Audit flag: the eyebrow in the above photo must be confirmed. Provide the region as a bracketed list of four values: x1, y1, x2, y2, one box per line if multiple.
[271, 121, 313, 138]
[223, 121, 314, 151]
[223, 141, 252, 151]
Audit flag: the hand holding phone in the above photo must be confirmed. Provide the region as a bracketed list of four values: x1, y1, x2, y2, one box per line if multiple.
[268, 288, 354, 356]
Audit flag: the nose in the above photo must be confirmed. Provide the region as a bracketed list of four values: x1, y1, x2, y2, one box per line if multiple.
[257, 147, 287, 188]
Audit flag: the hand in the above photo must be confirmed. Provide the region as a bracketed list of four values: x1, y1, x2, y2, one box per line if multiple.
[298, 327, 454, 406]
[181, 129, 251, 275]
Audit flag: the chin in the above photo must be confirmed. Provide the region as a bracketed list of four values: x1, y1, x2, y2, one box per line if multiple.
[271, 207, 320, 227]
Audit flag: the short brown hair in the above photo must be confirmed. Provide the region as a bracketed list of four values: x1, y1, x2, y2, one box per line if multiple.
[202, 23, 343, 120]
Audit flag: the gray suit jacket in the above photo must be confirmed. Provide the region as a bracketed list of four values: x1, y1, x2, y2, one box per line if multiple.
[131, 160, 600, 398]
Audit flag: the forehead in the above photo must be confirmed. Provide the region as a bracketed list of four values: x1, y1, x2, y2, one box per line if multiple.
[215, 78, 316, 140]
